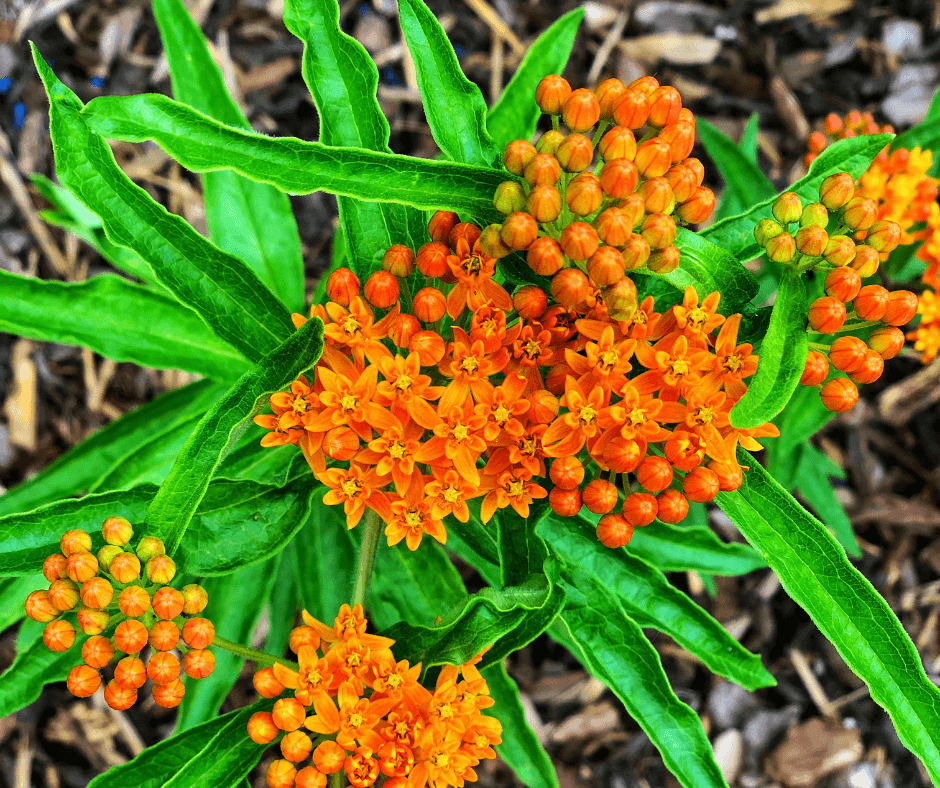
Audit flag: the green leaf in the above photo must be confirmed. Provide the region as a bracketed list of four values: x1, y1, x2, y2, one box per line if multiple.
[730, 268, 808, 429]
[717, 451, 940, 783]
[739, 113, 759, 163]
[539, 516, 774, 690]
[702, 134, 893, 262]
[397, 0, 499, 167]
[557, 575, 729, 788]
[174, 559, 278, 730]
[769, 383, 834, 461]
[0, 272, 248, 380]
[283, 0, 426, 275]
[892, 118, 940, 157]
[482, 662, 559, 788]
[32, 46, 295, 364]
[80, 93, 506, 221]
[486, 8, 584, 151]
[86, 699, 271, 788]
[265, 548, 299, 657]
[294, 497, 358, 622]
[147, 316, 324, 555]
[699, 116, 775, 223]
[497, 505, 551, 587]
[153, 0, 304, 311]
[0, 574, 46, 632]
[793, 444, 860, 558]
[0, 380, 223, 518]
[215, 439, 299, 485]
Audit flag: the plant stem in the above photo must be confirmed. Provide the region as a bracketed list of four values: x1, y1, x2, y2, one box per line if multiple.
[212, 635, 297, 670]
[330, 770, 344, 788]
[352, 508, 383, 608]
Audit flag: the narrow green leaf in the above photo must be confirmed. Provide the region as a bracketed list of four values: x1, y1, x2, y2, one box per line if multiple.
[215, 439, 299, 485]
[769, 383, 834, 460]
[174, 559, 278, 730]
[540, 517, 773, 690]
[146, 317, 324, 555]
[0, 575, 46, 632]
[0, 272, 248, 379]
[702, 134, 893, 262]
[482, 662, 559, 788]
[266, 549, 300, 657]
[497, 504, 551, 587]
[740, 113, 759, 163]
[80, 93, 506, 220]
[294, 497, 358, 622]
[557, 575, 729, 788]
[892, 118, 940, 156]
[730, 268, 808, 429]
[717, 451, 940, 782]
[699, 116, 775, 223]
[486, 8, 584, 150]
[153, 0, 304, 311]
[793, 444, 860, 558]
[398, 0, 499, 167]
[32, 46, 295, 363]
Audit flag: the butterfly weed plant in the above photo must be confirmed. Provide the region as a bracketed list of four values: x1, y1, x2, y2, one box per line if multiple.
[4, 0, 940, 786]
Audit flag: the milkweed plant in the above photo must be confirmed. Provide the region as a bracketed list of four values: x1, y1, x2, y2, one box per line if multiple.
[4, 1, 940, 786]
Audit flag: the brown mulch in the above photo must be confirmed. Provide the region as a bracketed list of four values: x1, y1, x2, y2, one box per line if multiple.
[1, 1, 940, 787]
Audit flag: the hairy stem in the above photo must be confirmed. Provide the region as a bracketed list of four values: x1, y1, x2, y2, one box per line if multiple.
[352, 508, 383, 608]
[212, 635, 297, 670]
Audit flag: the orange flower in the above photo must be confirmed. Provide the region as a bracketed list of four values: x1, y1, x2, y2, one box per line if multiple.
[480, 468, 547, 522]
[273, 645, 336, 706]
[438, 328, 508, 414]
[375, 352, 443, 430]
[307, 364, 397, 443]
[701, 314, 757, 399]
[357, 418, 424, 494]
[385, 475, 447, 551]
[445, 237, 512, 319]
[670, 287, 724, 343]
[318, 464, 392, 528]
[323, 297, 398, 366]
[473, 373, 529, 441]
[541, 378, 608, 457]
[414, 402, 487, 486]
[306, 681, 398, 751]
[424, 468, 477, 523]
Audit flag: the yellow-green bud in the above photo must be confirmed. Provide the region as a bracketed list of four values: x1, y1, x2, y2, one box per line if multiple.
[754, 218, 784, 247]
[795, 225, 828, 258]
[818, 172, 855, 211]
[145, 554, 176, 585]
[97, 545, 122, 571]
[136, 536, 165, 562]
[765, 232, 796, 263]
[800, 203, 829, 228]
[181, 584, 209, 615]
[493, 181, 527, 215]
[823, 235, 857, 267]
[101, 516, 133, 546]
[772, 192, 802, 225]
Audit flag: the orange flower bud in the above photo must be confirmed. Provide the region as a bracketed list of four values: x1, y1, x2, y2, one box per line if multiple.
[526, 236, 565, 276]
[868, 325, 905, 359]
[582, 479, 619, 514]
[657, 121, 695, 163]
[636, 177, 675, 215]
[550, 267, 592, 308]
[636, 456, 673, 492]
[104, 680, 137, 711]
[676, 187, 716, 224]
[602, 276, 639, 320]
[601, 437, 643, 473]
[136, 536, 165, 562]
[598, 159, 639, 199]
[883, 290, 918, 327]
[314, 741, 347, 774]
[823, 113, 842, 134]
[848, 350, 884, 385]
[820, 377, 858, 413]
[67, 664, 101, 698]
[181, 583, 209, 615]
[621, 233, 652, 271]
[449, 222, 481, 249]
[560, 222, 600, 261]
[613, 88, 650, 129]
[618, 193, 646, 229]
[43, 553, 68, 583]
[535, 74, 571, 115]
[641, 213, 677, 251]
[842, 196, 878, 231]
[848, 245, 880, 278]
[634, 138, 672, 178]
[665, 163, 697, 204]
[854, 285, 890, 322]
[97, 545, 121, 571]
[182, 648, 215, 680]
[60, 529, 92, 557]
[254, 665, 287, 698]
[795, 225, 828, 258]
[267, 761, 298, 788]
[479, 224, 512, 259]
[82, 635, 115, 669]
[587, 245, 625, 287]
[289, 626, 317, 657]
[502, 140, 537, 175]
[48, 579, 79, 611]
[647, 86, 682, 127]
[556, 133, 594, 172]
[800, 350, 829, 386]
[43, 619, 76, 652]
[148, 652, 181, 685]
[595, 207, 632, 247]
[829, 336, 868, 373]
[864, 220, 901, 254]
[708, 461, 743, 492]
[114, 656, 147, 689]
[499, 212, 538, 251]
[114, 619, 149, 654]
[273, 697, 306, 732]
[493, 181, 527, 215]
[824, 267, 861, 303]
[66, 552, 98, 584]
[823, 235, 856, 267]
[118, 585, 150, 618]
[324, 267, 360, 306]
[549, 456, 584, 490]
[683, 156, 705, 185]
[363, 271, 399, 310]
[152, 586, 185, 620]
[548, 486, 582, 517]
[595, 77, 628, 119]
[80, 577, 113, 610]
[109, 552, 141, 584]
[819, 172, 855, 211]
[248, 711, 280, 745]
[535, 129, 564, 156]
[149, 620, 180, 652]
[682, 466, 720, 503]
[807, 296, 846, 333]
[647, 245, 680, 274]
[427, 210, 458, 243]
[655, 489, 690, 524]
[412, 287, 446, 323]
[101, 516, 133, 546]
[409, 330, 446, 366]
[800, 202, 829, 228]
[382, 245, 415, 278]
[529, 390, 560, 423]
[389, 314, 420, 349]
[144, 554, 175, 585]
[754, 218, 784, 247]
[524, 153, 562, 187]
[565, 172, 603, 217]
[152, 679, 185, 709]
[182, 617, 215, 649]
[772, 192, 803, 224]
[765, 232, 796, 263]
[521, 187, 560, 227]
[598, 126, 637, 161]
[664, 431, 706, 471]
[596, 513, 634, 548]
[622, 492, 658, 526]
[282, 731, 315, 765]
[562, 88, 601, 132]
[513, 285, 548, 320]
[416, 241, 449, 277]
[76, 607, 110, 635]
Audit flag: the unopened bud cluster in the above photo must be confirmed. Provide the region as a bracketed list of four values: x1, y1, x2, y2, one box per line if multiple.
[247, 604, 501, 788]
[25, 517, 214, 710]
[483, 74, 714, 321]
[804, 110, 893, 170]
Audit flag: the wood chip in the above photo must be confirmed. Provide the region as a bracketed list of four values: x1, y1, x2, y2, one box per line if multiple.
[5, 339, 37, 452]
[789, 648, 838, 721]
[849, 494, 940, 534]
[765, 718, 863, 787]
[618, 33, 721, 66]
[877, 357, 940, 424]
[14, 0, 82, 40]
[238, 56, 297, 94]
[549, 700, 620, 743]
[755, 0, 855, 24]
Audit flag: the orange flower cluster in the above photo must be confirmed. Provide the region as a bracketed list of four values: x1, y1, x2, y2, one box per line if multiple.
[481, 74, 714, 320]
[247, 604, 501, 788]
[804, 110, 894, 171]
[25, 518, 215, 710]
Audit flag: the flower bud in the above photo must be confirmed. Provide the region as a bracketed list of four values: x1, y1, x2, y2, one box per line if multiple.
[48, 578, 80, 611]
[324, 267, 360, 307]
[595, 78, 628, 119]
[150, 620, 180, 652]
[77, 607, 110, 635]
[602, 276, 639, 321]
[524, 153, 561, 187]
[824, 267, 861, 303]
[409, 330, 446, 366]
[108, 552, 140, 584]
[819, 172, 855, 211]
[500, 212, 539, 251]
[647, 245, 680, 273]
[656, 489, 690, 523]
[118, 585, 151, 618]
[415, 243, 447, 280]
[820, 377, 858, 413]
[765, 232, 796, 263]
[634, 138, 672, 178]
[636, 177, 674, 215]
[314, 741, 347, 775]
[288, 627, 320, 654]
[428, 210, 458, 243]
[502, 139, 537, 175]
[829, 336, 868, 373]
[550, 268, 591, 308]
[60, 529, 92, 557]
[145, 554, 176, 585]
[104, 680, 137, 711]
[273, 697, 307, 732]
[682, 466, 720, 503]
[152, 586, 185, 620]
[708, 461, 743, 492]
[622, 492, 658, 526]
[451, 221, 482, 249]
[676, 187, 715, 224]
[657, 121, 695, 162]
[323, 426, 360, 462]
[566, 173, 604, 216]
[647, 86, 682, 127]
[823, 235, 857, 268]
[598, 126, 637, 161]
[82, 635, 115, 669]
[526, 236, 565, 275]
[102, 516, 133, 546]
[555, 134, 594, 172]
[43, 619, 76, 652]
[136, 536, 165, 562]
[268, 762, 298, 788]
[513, 285, 548, 320]
[526, 185, 562, 223]
[535, 129, 564, 156]
[636, 456, 673, 492]
[808, 296, 846, 334]
[254, 665, 287, 698]
[618, 193, 646, 229]
[613, 88, 650, 129]
[67, 665, 101, 698]
[114, 656, 147, 689]
[66, 552, 98, 584]
[842, 196, 878, 231]
[601, 436, 643, 472]
[548, 486, 582, 517]
[381, 244, 415, 277]
[867, 325, 905, 359]
[665, 164, 697, 204]
[864, 220, 901, 254]
[854, 285, 889, 322]
[152, 679, 185, 709]
[114, 619, 149, 653]
[80, 577, 113, 609]
[363, 270, 399, 309]
[683, 156, 705, 185]
[582, 479, 619, 514]
[248, 712, 280, 745]
[664, 431, 706, 471]
[148, 652, 181, 685]
[97, 545, 122, 571]
[848, 245, 880, 278]
[535, 74, 571, 115]
[595, 207, 633, 247]
[800, 350, 829, 386]
[754, 218, 784, 247]
[42, 553, 68, 582]
[550, 456, 585, 490]
[800, 202, 829, 228]
[412, 287, 446, 324]
[641, 213, 677, 251]
[493, 181, 527, 214]
[587, 245, 625, 287]
[883, 290, 918, 327]
[848, 350, 884, 385]
[596, 513, 633, 548]
[282, 731, 315, 763]
[562, 88, 600, 132]
[479, 224, 512, 259]
[560, 222, 600, 261]
[182, 617, 215, 649]
[178, 584, 208, 616]
[772, 192, 803, 225]
[182, 648, 215, 680]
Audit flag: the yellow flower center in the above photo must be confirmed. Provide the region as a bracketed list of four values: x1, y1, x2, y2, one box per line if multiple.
[348, 712, 364, 729]
[579, 405, 597, 424]
[692, 407, 715, 425]
[431, 751, 450, 768]
[722, 354, 742, 373]
[290, 397, 310, 414]
[404, 509, 423, 528]
[442, 486, 462, 504]
[452, 423, 470, 442]
[506, 478, 525, 497]
[342, 316, 361, 335]
[462, 254, 484, 277]
[523, 339, 542, 358]
[687, 307, 707, 330]
[387, 673, 403, 688]
[627, 407, 647, 426]
[394, 374, 414, 392]
[599, 349, 619, 370]
[340, 478, 362, 498]
[340, 393, 359, 411]
[459, 356, 480, 374]
[388, 441, 407, 460]
[492, 404, 511, 424]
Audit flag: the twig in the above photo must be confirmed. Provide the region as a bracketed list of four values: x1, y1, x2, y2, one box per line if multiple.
[460, 0, 524, 56]
[789, 648, 839, 721]
[587, 10, 629, 85]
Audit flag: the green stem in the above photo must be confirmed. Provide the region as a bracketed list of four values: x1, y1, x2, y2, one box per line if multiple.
[212, 635, 297, 670]
[352, 508, 383, 608]
[330, 770, 344, 788]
